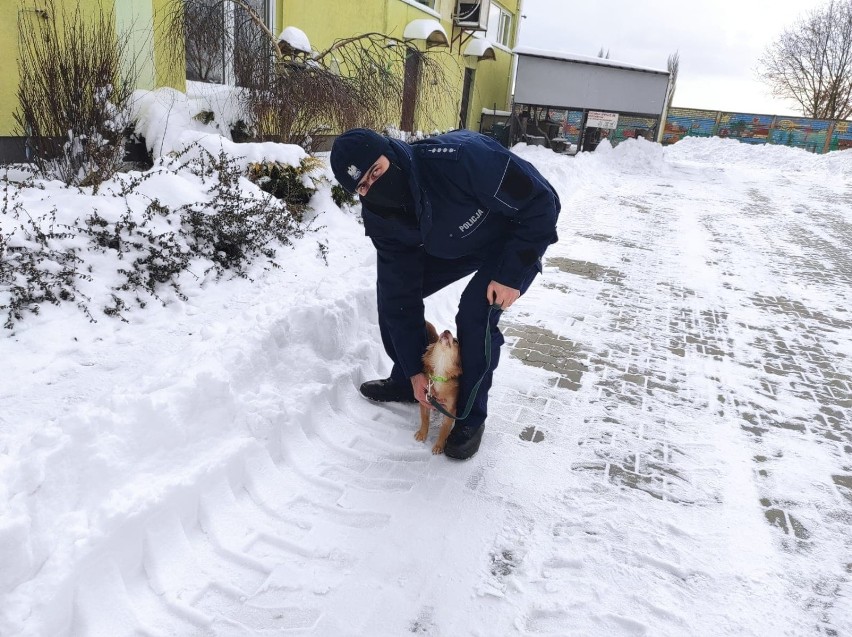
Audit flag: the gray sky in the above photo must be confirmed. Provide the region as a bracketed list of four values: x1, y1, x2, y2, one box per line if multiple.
[517, 0, 828, 116]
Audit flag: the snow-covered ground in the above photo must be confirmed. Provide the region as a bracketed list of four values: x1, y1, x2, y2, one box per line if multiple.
[2, 134, 851, 636]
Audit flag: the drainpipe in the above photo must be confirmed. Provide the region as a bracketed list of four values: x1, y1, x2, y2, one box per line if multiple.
[508, 0, 524, 108]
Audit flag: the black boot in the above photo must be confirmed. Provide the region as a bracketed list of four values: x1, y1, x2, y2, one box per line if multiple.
[444, 422, 485, 460]
[360, 378, 417, 403]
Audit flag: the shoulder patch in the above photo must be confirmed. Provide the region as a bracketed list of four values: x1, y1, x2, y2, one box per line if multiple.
[415, 144, 462, 160]
[494, 158, 533, 210]
[499, 159, 533, 200]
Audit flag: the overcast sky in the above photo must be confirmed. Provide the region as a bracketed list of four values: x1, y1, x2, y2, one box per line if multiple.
[517, 0, 828, 116]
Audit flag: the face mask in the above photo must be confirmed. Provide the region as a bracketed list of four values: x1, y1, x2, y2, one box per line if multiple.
[361, 162, 414, 212]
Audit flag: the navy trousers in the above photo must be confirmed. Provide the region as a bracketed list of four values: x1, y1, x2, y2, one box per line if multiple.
[379, 248, 540, 431]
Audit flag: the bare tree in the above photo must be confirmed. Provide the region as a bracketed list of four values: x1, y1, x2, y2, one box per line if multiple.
[597, 47, 610, 59]
[666, 50, 680, 110]
[759, 0, 852, 120]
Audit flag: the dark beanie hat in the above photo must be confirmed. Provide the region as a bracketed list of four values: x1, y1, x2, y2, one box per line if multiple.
[330, 128, 393, 193]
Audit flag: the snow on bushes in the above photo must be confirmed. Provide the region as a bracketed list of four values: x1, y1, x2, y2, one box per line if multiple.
[0, 145, 326, 330]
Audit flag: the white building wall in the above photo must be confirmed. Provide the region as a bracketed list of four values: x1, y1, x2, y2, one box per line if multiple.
[514, 54, 669, 115]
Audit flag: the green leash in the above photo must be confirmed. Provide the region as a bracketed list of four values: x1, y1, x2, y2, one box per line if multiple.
[427, 303, 502, 421]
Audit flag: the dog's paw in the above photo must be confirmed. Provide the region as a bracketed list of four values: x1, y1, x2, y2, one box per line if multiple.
[415, 430, 428, 442]
[431, 443, 445, 455]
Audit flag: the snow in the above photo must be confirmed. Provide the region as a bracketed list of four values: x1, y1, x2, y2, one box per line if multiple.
[482, 108, 511, 116]
[2, 128, 852, 636]
[130, 87, 307, 167]
[277, 26, 311, 54]
[514, 45, 669, 75]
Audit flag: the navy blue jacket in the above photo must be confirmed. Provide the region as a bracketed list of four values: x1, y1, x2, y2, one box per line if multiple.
[362, 130, 560, 378]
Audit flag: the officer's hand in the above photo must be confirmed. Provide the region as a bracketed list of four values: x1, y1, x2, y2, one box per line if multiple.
[487, 280, 520, 309]
[411, 373, 432, 409]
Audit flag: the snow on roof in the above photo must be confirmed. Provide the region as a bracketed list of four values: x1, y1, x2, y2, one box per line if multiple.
[277, 26, 311, 53]
[464, 38, 496, 60]
[513, 46, 668, 75]
[403, 19, 449, 46]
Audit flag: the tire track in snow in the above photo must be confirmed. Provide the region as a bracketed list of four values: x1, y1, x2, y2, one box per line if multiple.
[16, 289, 402, 635]
[28, 281, 521, 636]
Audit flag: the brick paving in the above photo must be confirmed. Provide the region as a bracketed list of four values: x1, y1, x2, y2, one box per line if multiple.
[496, 164, 852, 633]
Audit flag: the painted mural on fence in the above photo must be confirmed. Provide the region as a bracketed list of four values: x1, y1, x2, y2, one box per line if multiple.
[718, 113, 774, 143]
[609, 116, 658, 144]
[664, 107, 851, 153]
[663, 108, 717, 143]
[545, 109, 584, 146]
[770, 117, 850, 152]
[834, 121, 852, 150]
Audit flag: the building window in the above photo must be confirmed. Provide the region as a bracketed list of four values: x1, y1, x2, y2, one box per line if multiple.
[414, 0, 437, 8]
[184, 0, 274, 85]
[486, 3, 512, 47]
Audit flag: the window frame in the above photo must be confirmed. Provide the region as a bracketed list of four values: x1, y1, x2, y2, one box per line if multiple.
[486, 2, 512, 48]
[185, 0, 276, 86]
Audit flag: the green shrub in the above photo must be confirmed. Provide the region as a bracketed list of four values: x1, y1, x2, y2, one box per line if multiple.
[247, 156, 323, 220]
[331, 183, 357, 208]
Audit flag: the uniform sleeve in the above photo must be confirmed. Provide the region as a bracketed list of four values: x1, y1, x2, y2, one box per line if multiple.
[371, 236, 427, 379]
[468, 146, 560, 290]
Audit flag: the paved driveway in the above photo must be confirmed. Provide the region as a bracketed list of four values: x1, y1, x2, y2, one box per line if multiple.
[496, 146, 852, 634]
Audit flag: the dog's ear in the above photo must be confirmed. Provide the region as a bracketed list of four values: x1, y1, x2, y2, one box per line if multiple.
[425, 321, 439, 344]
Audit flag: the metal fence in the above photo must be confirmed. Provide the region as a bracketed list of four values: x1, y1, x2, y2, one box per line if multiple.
[664, 107, 852, 154]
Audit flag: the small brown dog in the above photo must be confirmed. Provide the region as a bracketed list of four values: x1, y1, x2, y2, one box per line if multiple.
[416, 322, 462, 454]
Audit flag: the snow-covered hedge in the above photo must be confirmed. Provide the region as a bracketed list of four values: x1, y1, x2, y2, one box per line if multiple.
[0, 145, 327, 330]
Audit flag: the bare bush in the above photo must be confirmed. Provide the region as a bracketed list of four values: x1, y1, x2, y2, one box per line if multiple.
[15, 0, 137, 189]
[162, 0, 456, 148]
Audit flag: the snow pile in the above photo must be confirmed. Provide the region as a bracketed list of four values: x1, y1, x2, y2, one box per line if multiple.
[130, 87, 215, 157]
[666, 135, 852, 177]
[131, 86, 308, 164]
[185, 81, 246, 136]
[277, 26, 311, 53]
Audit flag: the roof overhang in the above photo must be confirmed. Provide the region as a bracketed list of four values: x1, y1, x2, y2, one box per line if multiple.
[464, 38, 496, 61]
[513, 46, 669, 76]
[403, 19, 449, 47]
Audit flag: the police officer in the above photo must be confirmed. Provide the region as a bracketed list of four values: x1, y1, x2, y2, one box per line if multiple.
[330, 128, 560, 460]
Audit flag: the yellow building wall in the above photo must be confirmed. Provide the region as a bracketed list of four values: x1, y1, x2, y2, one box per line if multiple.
[465, 47, 513, 130]
[0, 3, 20, 137]
[1, 0, 519, 137]
[0, 0, 179, 137]
[281, 0, 520, 134]
[465, 0, 520, 131]
[0, 0, 115, 138]
[152, 0, 185, 89]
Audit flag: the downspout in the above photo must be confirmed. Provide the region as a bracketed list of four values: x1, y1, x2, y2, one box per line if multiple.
[507, 0, 523, 109]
